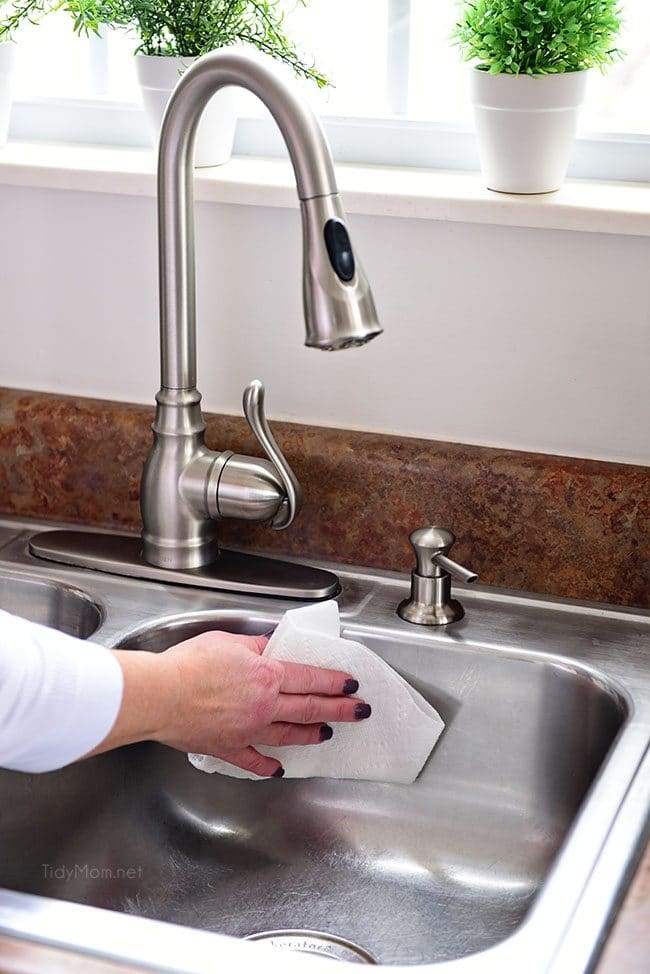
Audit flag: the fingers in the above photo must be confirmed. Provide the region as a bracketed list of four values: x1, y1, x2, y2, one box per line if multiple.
[255, 722, 334, 747]
[277, 660, 359, 697]
[273, 693, 372, 725]
[219, 746, 284, 778]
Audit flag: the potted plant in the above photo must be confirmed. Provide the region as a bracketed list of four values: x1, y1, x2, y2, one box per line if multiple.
[0, 0, 326, 165]
[453, 0, 623, 193]
[74, 0, 328, 167]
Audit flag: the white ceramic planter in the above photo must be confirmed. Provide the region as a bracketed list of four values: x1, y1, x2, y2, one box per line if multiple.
[135, 53, 238, 167]
[0, 41, 15, 148]
[470, 68, 589, 194]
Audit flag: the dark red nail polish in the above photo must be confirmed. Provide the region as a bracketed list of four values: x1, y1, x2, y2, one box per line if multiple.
[319, 724, 334, 741]
[354, 703, 372, 720]
[343, 679, 359, 695]
[272, 766, 285, 778]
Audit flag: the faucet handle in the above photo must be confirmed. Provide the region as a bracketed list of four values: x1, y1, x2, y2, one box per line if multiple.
[242, 380, 304, 530]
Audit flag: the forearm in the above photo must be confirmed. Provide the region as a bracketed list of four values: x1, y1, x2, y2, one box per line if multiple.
[0, 610, 123, 773]
[86, 650, 179, 756]
[0, 605, 181, 771]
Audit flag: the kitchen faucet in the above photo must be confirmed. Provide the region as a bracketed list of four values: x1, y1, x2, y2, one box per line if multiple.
[143, 48, 381, 573]
[30, 50, 381, 599]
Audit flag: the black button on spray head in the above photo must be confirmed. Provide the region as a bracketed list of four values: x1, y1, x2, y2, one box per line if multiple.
[324, 219, 356, 282]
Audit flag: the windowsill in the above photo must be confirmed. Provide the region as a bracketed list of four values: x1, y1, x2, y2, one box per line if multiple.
[0, 140, 648, 237]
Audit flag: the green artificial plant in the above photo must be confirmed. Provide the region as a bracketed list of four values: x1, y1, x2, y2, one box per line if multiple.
[0, 0, 49, 39]
[0, 0, 327, 87]
[453, 0, 623, 75]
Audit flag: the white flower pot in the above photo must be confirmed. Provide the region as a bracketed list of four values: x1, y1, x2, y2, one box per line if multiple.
[470, 68, 589, 194]
[0, 41, 15, 148]
[135, 53, 238, 168]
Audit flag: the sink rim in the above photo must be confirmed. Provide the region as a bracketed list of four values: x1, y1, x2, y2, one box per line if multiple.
[113, 604, 636, 712]
[0, 516, 648, 973]
[0, 563, 105, 638]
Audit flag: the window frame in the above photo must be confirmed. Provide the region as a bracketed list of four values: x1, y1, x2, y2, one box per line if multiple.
[9, 96, 650, 184]
[6, 0, 650, 184]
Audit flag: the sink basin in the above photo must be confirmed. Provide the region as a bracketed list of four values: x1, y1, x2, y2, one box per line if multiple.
[0, 520, 648, 974]
[0, 611, 631, 966]
[104, 615, 625, 963]
[0, 570, 102, 638]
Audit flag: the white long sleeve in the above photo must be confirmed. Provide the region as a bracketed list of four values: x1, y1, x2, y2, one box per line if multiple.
[0, 609, 123, 773]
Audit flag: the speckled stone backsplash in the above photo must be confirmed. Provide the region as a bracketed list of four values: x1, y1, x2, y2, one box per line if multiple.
[0, 387, 648, 608]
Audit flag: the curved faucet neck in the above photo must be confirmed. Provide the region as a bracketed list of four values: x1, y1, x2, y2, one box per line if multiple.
[157, 50, 339, 392]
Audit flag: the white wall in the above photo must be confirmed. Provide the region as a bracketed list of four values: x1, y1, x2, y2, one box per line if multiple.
[1, 182, 648, 465]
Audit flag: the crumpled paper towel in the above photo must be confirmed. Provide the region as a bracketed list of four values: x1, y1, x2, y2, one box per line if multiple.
[189, 600, 444, 784]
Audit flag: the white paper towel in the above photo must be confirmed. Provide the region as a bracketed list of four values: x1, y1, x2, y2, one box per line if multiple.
[189, 601, 444, 784]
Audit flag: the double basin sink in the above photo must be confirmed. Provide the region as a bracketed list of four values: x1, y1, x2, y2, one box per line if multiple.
[0, 517, 648, 972]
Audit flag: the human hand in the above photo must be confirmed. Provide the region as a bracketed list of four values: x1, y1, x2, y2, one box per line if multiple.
[97, 630, 370, 778]
[157, 631, 369, 777]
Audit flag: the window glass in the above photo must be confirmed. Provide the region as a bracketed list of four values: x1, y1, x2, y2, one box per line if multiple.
[10, 1, 650, 136]
[581, 2, 650, 133]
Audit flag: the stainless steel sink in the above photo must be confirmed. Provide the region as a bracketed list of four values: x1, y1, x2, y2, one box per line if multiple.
[0, 519, 648, 974]
[0, 567, 102, 638]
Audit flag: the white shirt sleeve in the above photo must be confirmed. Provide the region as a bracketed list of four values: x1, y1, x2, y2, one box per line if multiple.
[0, 609, 124, 773]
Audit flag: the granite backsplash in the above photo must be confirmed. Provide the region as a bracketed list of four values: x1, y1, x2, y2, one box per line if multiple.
[0, 388, 647, 609]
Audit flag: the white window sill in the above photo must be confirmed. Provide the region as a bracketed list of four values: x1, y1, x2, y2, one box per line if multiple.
[0, 141, 648, 237]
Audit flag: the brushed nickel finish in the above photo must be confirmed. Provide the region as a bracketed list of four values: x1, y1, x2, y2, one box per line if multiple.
[398, 526, 479, 626]
[300, 194, 382, 351]
[29, 530, 339, 600]
[1, 517, 650, 973]
[142, 48, 381, 575]
[242, 380, 303, 530]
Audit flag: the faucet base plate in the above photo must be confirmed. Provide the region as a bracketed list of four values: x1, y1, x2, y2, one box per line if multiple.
[29, 530, 340, 600]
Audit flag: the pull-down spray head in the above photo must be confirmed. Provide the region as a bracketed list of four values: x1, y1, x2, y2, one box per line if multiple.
[157, 49, 382, 390]
[301, 193, 382, 350]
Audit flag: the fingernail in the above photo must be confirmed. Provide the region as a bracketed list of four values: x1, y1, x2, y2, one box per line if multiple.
[272, 766, 285, 778]
[262, 628, 276, 639]
[343, 679, 359, 695]
[319, 724, 334, 741]
[354, 703, 372, 720]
